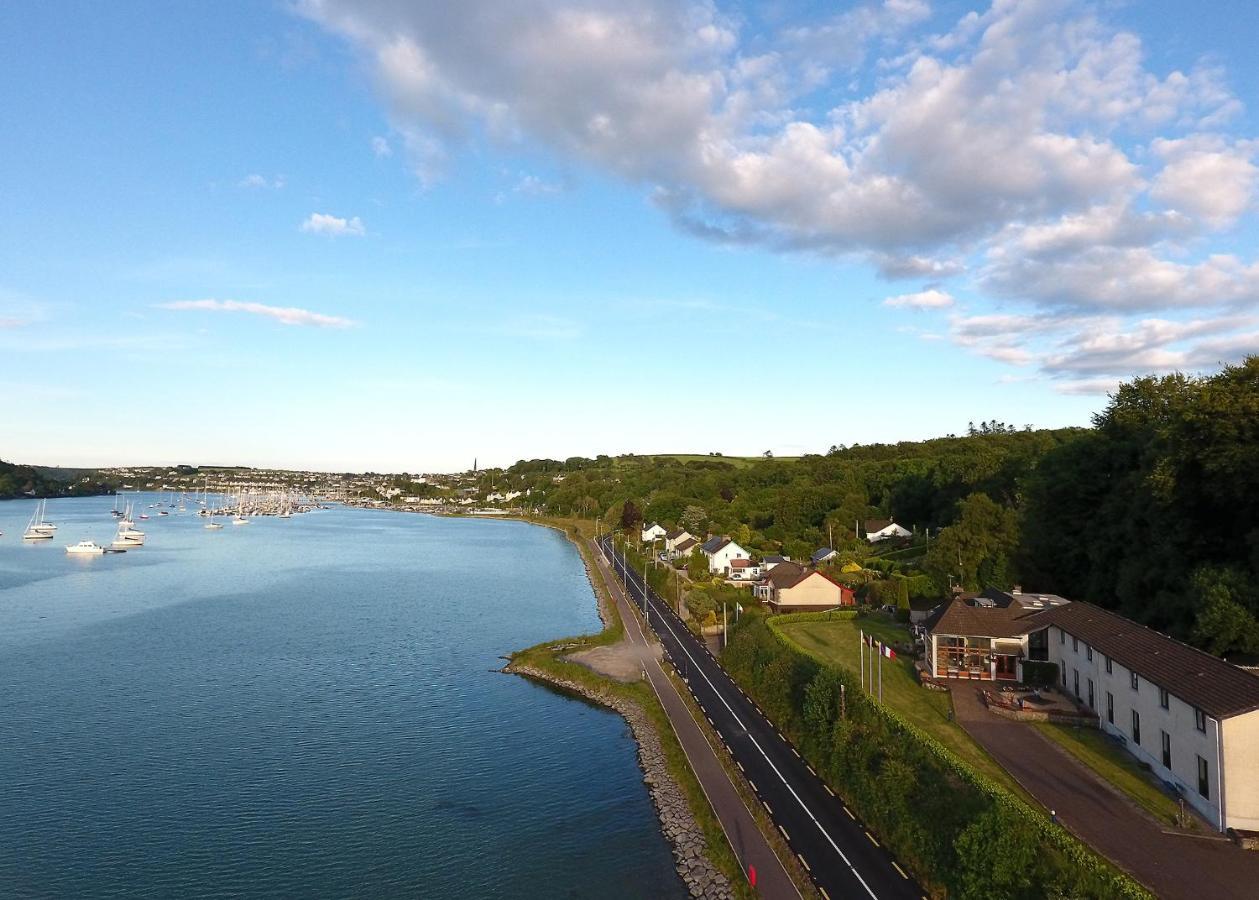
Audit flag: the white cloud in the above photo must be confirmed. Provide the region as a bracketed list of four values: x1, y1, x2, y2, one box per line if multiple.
[298, 0, 1259, 384]
[883, 288, 954, 309]
[239, 173, 285, 189]
[158, 299, 357, 329]
[371, 135, 393, 157]
[300, 212, 366, 236]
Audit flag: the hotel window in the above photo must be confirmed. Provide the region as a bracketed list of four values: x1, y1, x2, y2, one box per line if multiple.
[1159, 688, 1169, 710]
[1107, 692, 1114, 724]
[1132, 709, 1141, 745]
[1060, 629, 1065, 645]
[1086, 645, 1093, 661]
[1073, 636, 1079, 652]
[1195, 708, 1207, 733]
[1074, 670, 1080, 700]
[1130, 671, 1139, 690]
[1161, 731, 1171, 769]
[1198, 756, 1210, 799]
[1087, 678, 1094, 709]
[1105, 656, 1112, 674]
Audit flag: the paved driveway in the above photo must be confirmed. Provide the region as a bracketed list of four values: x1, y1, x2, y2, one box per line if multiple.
[950, 684, 1259, 900]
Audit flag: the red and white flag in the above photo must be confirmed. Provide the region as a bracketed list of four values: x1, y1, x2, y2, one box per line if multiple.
[881, 643, 896, 659]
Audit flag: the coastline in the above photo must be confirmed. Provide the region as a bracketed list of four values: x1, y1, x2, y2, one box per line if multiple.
[500, 517, 736, 900]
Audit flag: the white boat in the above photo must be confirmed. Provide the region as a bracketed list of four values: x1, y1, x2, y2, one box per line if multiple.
[23, 502, 55, 540]
[66, 540, 105, 555]
[112, 519, 146, 547]
[205, 510, 224, 529]
[232, 494, 249, 525]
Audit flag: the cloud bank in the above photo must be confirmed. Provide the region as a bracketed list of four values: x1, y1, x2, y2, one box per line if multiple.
[299, 0, 1259, 388]
[300, 212, 366, 236]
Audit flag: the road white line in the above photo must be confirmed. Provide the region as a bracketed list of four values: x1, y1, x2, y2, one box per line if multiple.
[779, 825, 790, 842]
[798, 854, 810, 872]
[606, 541, 881, 900]
[865, 832, 879, 847]
[892, 862, 908, 880]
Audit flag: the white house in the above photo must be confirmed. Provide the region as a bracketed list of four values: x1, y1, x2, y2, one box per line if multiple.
[701, 536, 748, 575]
[865, 518, 912, 543]
[924, 588, 1259, 833]
[641, 522, 667, 543]
[728, 558, 762, 581]
[1041, 602, 1259, 833]
[811, 547, 839, 566]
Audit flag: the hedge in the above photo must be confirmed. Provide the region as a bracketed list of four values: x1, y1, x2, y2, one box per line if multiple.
[720, 613, 1152, 900]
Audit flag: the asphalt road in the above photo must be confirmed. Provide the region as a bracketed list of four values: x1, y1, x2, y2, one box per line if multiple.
[600, 538, 923, 900]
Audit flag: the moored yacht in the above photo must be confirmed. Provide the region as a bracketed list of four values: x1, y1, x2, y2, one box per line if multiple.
[66, 540, 105, 555]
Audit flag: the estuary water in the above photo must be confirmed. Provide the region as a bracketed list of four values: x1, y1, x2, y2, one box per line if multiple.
[0, 497, 683, 898]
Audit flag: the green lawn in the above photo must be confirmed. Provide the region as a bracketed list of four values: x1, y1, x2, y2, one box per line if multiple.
[1032, 722, 1189, 827]
[777, 616, 1028, 796]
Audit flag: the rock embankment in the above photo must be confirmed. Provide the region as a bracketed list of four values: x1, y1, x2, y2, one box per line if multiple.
[506, 662, 734, 900]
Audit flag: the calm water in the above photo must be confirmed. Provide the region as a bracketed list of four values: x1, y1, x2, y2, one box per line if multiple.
[0, 497, 683, 898]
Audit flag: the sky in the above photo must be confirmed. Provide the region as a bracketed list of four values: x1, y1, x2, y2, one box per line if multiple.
[2, 0, 1258, 473]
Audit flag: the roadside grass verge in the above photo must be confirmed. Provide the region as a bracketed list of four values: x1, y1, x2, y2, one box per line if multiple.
[508, 523, 756, 900]
[1032, 722, 1191, 828]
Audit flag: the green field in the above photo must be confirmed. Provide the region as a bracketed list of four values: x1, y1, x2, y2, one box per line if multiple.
[776, 616, 1027, 795]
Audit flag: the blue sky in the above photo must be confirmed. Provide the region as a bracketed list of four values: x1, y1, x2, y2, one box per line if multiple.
[2, 1, 1257, 472]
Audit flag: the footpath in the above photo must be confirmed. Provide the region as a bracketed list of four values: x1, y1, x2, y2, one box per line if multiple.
[588, 540, 800, 900]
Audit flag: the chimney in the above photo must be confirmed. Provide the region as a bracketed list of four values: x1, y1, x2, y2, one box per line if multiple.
[1012, 585, 1022, 594]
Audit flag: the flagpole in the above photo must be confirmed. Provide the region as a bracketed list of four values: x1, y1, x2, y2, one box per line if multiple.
[879, 641, 884, 704]
[859, 629, 865, 691]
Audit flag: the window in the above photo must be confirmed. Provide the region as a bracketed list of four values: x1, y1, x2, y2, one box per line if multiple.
[1086, 645, 1093, 661]
[1107, 692, 1114, 724]
[1132, 709, 1141, 745]
[1161, 731, 1171, 769]
[1105, 656, 1112, 675]
[1195, 708, 1207, 733]
[1059, 629, 1065, 645]
[1130, 671, 1139, 691]
[1074, 670, 1080, 700]
[1159, 687, 1169, 710]
[1073, 636, 1079, 652]
[1061, 666, 1066, 687]
[1088, 678, 1095, 709]
[1198, 756, 1210, 799]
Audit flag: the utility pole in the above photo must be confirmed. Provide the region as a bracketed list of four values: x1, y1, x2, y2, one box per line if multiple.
[879, 642, 883, 704]
[840, 683, 846, 720]
[859, 630, 865, 691]
[722, 602, 728, 649]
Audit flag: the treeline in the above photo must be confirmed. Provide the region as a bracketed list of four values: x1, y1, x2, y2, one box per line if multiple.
[0, 459, 111, 500]
[504, 358, 1259, 657]
[723, 613, 1147, 899]
[1020, 360, 1259, 657]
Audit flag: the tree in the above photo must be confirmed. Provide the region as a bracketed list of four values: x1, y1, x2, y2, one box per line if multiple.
[619, 499, 643, 532]
[952, 809, 1037, 900]
[1190, 566, 1259, 657]
[680, 504, 708, 534]
[924, 492, 1019, 591]
[686, 549, 709, 581]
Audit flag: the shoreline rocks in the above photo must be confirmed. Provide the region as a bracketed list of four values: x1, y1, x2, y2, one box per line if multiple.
[506, 662, 734, 900]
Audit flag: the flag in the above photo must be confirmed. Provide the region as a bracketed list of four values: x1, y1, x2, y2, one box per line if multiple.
[864, 633, 874, 647]
[881, 643, 896, 659]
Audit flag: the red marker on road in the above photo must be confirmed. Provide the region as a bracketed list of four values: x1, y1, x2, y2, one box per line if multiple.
[748, 864, 757, 887]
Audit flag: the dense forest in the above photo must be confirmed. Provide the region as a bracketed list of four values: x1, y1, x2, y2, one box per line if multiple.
[498, 359, 1259, 659]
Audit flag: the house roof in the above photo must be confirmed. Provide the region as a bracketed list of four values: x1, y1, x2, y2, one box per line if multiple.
[763, 555, 788, 564]
[674, 537, 699, 553]
[666, 528, 690, 540]
[923, 596, 1042, 640]
[811, 547, 837, 564]
[865, 518, 893, 533]
[701, 536, 731, 554]
[1022, 602, 1259, 720]
[643, 521, 662, 531]
[730, 558, 755, 569]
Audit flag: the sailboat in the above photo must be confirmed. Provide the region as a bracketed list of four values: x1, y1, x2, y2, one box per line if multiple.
[204, 507, 224, 530]
[232, 493, 249, 525]
[113, 502, 145, 546]
[23, 500, 56, 540]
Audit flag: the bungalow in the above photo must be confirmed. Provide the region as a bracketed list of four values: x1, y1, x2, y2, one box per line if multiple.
[701, 536, 748, 575]
[923, 588, 1259, 832]
[728, 558, 762, 581]
[762, 555, 790, 570]
[641, 521, 667, 543]
[665, 528, 695, 556]
[811, 547, 839, 566]
[865, 518, 912, 543]
[755, 561, 854, 612]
